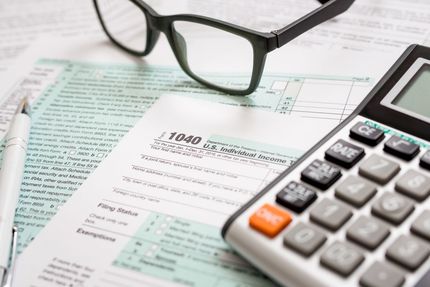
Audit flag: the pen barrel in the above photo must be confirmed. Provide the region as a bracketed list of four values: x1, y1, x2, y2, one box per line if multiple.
[0, 114, 30, 267]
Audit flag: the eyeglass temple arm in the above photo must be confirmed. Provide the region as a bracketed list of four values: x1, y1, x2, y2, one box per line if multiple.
[271, 0, 355, 48]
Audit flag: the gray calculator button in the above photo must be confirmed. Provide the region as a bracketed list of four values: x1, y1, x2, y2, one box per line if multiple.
[276, 181, 317, 213]
[335, 176, 377, 207]
[347, 216, 390, 249]
[350, 122, 384, 146]
[359, 154, 400, 184]
[371, 193, 414, 225]
[301, 159, 342, 190]
[309, 198, 352, 231]
[325, 139, 365, 168]
[283, 222, 327, 256]
[386, 235, 430, 270]
[420, 150, 430, 170]
[359, 261, 405, 287]
[411, 210, 430, 241]
[320, 241, 364, 276]
[384, 135, 420, 161]
[395, 170, 430, 201]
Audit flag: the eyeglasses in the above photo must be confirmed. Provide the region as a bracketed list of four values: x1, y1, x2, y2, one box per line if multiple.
[94, 0, 355, 96]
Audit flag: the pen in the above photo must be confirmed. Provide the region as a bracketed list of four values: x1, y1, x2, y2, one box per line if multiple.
[0, 98, 31, 287]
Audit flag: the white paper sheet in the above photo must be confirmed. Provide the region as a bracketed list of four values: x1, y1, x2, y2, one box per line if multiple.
[0, 0, 428, 76]
[184, 0, 430, 52]
[14, 95, 335, 287]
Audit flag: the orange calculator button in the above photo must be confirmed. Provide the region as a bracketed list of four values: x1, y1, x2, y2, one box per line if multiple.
[249, 204, 292, 238]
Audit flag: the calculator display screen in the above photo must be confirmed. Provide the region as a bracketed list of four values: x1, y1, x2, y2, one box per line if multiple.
[392, 64, 430, 119]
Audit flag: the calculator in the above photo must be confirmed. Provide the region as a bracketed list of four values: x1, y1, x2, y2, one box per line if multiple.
[222, 44, 430, 287]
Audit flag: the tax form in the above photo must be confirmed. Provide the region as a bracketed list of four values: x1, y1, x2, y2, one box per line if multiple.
[0, 37, 395, 253]
[14, 95, 334, 287]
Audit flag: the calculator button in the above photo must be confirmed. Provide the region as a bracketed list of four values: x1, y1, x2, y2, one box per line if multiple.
[325, 139, 365, 169]
[301, 159, 342, 190]
[384, 135, 420, 161]
[309, 198, 352, 231]
[249, 204, 292, 238]
[346, 216, 390, 250]
[283, 222, 326, 256]
[359, 261, 405, 287]
[359, 154, 400, 184]
[411, 210, 430, 241]
[320, 241, 364, 277]
[395, 170, 430, 201]
[276, 181, 317, 213]
[349, 122, 385, 146]
[335, 176, 377, 207]
[420, 150, 430, 170]
[386, 235, 430, 271]
[371, 193, 414, 225]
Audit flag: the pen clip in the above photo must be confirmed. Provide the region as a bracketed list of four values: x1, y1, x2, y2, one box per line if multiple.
[2, 226, 18, 287]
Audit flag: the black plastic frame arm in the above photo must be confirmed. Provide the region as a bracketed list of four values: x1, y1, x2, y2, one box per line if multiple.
[271, 0, 355, 48]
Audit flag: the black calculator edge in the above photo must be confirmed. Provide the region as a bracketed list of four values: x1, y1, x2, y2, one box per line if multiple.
[221, 44, 417, 239]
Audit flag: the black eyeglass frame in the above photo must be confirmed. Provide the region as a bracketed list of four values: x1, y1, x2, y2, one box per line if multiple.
[94, 0, 355, 95]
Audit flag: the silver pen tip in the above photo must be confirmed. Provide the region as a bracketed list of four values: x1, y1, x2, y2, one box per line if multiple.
[16, 97, 31, 115]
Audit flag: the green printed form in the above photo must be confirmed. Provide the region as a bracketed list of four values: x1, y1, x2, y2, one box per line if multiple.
[15, 59, 153, 250]
[109, 134, 301, 286]
[13, 93, 337, 287]
[10, 59, 370, 252]
[107, 132, 299, 287]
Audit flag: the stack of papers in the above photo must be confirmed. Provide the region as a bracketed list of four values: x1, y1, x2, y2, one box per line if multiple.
[0, 0, 428, 286]
[0, 36, 390, 286]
